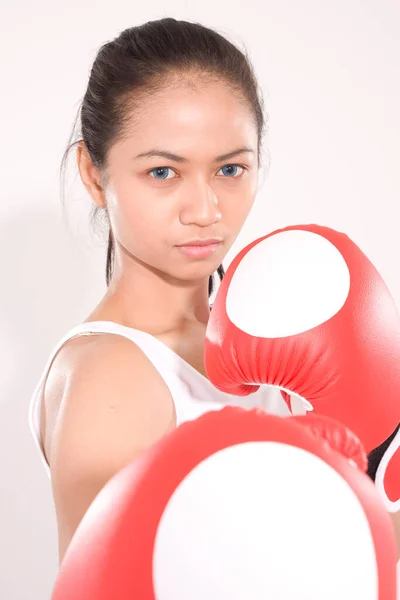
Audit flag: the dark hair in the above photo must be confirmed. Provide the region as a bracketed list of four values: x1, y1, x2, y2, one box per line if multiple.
[60, 18, 267, 296]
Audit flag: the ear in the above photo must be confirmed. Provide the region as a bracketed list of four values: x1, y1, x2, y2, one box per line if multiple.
[76, 142, 107, 208]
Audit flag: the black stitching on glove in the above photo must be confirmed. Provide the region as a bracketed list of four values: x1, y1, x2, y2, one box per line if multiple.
[367, 424, 400, 480]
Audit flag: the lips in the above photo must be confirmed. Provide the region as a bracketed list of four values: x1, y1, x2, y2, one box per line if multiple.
[176, 242, 222, 259]
[178, 239, 223, 247]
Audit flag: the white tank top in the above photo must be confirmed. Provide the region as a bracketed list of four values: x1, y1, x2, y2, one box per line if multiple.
[28, 320, 291, 478]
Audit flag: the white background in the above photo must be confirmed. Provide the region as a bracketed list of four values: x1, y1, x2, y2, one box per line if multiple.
[0, 0, 399, 597]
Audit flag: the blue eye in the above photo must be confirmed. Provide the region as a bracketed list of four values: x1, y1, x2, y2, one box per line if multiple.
[147, 164, 246, 181]
[149, 167, 174, 180]
[219, 164, 243, 177]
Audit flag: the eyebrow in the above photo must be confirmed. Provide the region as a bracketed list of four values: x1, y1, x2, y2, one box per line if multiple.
[133, 147, 255, 163]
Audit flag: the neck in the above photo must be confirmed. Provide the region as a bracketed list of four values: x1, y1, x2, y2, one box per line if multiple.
[95, 254, 213, 334]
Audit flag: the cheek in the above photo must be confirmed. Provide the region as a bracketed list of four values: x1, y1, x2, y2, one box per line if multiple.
[222, 174, 258, 219]
[221, 194, 255, 230]
[107, 188, 165, 241]
[111, 206, 166, 257]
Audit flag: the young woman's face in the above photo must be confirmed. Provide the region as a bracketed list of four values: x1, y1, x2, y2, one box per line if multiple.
[103, 79, 260, 282]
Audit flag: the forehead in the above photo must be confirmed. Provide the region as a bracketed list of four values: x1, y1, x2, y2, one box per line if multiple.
[122, 77, 257, 147]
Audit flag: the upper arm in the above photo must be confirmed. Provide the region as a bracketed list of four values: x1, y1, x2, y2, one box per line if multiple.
[48, 335, 176, 562]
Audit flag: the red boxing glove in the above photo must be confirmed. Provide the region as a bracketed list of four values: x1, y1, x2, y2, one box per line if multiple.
[51, 408, 396, 600]
[204, 224, 400, 456]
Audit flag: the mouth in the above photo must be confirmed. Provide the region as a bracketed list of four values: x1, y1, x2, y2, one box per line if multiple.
[176, 241, 223, 259]
[177, 238, 223, 247]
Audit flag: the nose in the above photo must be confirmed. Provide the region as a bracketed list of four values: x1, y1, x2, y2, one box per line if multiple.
[179, 180, 222, 227]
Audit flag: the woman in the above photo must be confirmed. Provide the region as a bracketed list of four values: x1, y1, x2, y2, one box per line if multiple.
[29, 17, 399, 567]
[29, 17, 290, 565]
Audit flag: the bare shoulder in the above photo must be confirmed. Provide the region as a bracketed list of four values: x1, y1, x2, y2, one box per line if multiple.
[43, 332, 176, 469]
